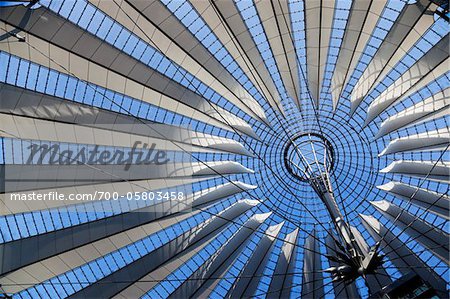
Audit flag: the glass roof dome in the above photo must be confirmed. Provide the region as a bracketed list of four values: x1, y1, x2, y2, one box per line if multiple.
[0, 0, 448, 298]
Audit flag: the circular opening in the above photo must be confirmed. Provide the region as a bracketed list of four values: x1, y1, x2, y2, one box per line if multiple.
[284, 133, 334, 181]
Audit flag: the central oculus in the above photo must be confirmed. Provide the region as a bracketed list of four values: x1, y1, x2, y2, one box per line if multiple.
[284, 133, 334, 182]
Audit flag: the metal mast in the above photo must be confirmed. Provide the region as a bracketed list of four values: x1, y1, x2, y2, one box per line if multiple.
[286, 133, 383, 282]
